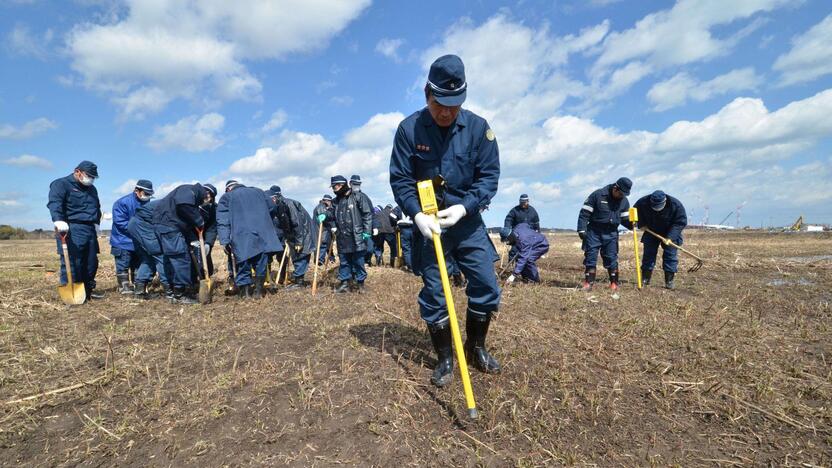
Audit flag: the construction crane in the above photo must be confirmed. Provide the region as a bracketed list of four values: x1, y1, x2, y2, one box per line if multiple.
[791, 215, 803, 231]
[735, 201, 748, 228]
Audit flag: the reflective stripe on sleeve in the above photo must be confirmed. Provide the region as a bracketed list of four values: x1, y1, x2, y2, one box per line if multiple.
[582, 205, 594, 212]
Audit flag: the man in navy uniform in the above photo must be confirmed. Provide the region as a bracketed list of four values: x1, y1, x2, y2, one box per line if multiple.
[127, 199, 170, 299]
[218, 180, 282, 298]
[390, 54, 502, 387]
[152, 183, 211, 304]
[48, 161, 103, 301]
[110, 179, 154, 295]
[313, 194, 336, 265]
[624, 190, 687, 289]
[269, 187, 315, 290]
[501, 223, 549, 285]
[504, 194, 540, 232]
[349, 175, 375, 266]
[577, 177, 632, 291]
[331, 175, 373, 293]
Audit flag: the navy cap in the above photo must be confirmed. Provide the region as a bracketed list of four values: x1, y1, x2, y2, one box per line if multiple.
[225, 179, 239, 190]
[519, 194, 529, 202]
[349, 174, 362, 185]
[499, 227, 512, 242]
[614, 177, 632, 196]
[331, 175, 348, 186]
[427, 55, 467, 107]
[203, 183, 217, 196]
[135, 179, 154, 194]
[322, 194, 333, 201]
[75, 160, 98, 178]
[269, 185, 281, 195]
[649, 190, 667, 210]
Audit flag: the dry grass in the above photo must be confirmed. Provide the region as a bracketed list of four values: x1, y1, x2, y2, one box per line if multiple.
[0, 231, 830, 466]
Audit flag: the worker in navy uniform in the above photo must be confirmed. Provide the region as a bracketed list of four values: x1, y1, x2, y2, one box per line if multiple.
[370, 205, 383, 265]
[268, 188, 314, 290]
[624, 190, 687, 289]
[349, 175, 375, 266]
[47, 161, 104, 301]
[218, 180, 282, 298]
[577, 177, 632, 291]
[389, 54, 502, 387]
[501, 223, 549, 285]
[187, 183, 217, 293]
[394, 206, 414, 271]
[504, 194, 540, 231]
[313, 195, 335, 265]
[265, 186, 287, 284]
[127, 200, 169, 299]
[331, 175, 373, 293]
[152, 183, 211, 304]
[110, 179, 154, 295]
[376, 204, 399, 266]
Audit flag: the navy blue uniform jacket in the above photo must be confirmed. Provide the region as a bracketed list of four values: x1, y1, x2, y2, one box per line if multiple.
[110, 192, 146, 250]
[217, 185, 282, 262]
[152, 184, 206, 235]
[627, 194, 687, 244]
[577, 184, 630, 232]
[504, 205, 540, 231]
[47, 174, 102, 224]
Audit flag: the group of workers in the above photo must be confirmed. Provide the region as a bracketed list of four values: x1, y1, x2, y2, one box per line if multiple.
[47, 54, 688, 388]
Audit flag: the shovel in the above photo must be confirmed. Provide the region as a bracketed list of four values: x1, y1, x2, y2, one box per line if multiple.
[196, 229, 212, 304]
[56, 231, 86, 305]
[394, 229, 404, 268]
[642, 227, 704, 272]
[225, 251, 239, 296]
[311, 221, 324, 295]
[276, 242, 290, 286]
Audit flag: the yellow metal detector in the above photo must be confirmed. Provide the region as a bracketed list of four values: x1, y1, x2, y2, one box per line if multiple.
[629, 207, 642, 289]
[417, 179, 478, 420]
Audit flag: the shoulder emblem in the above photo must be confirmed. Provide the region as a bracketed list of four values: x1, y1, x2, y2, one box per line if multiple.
[485, 128, 495, 141]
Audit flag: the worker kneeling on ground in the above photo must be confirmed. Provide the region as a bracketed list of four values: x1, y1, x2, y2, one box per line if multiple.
[577, 177, 632, 291]
[624, 190, 687, 290]
[501, 223, 549, 285]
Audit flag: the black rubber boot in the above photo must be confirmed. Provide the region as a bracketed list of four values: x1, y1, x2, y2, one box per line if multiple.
[335, 280, 350, 293]
[117, 273, 132, 295]
[133, 282, 148, 299]
[664, 271, 675, 290]
[582, 268, 596, 291]
[87, 287, 105, 300]
[608, 269, 620, 291]
[253, 277, 265, 298]
[428, 322, 454, 387]
[642, 269, 652, 286]
[238, 284, 251, 299]
[286, 278, 307, 291]
[164, 285, 175, 302]
[464, 313, 501, 374]
[173, 287, 198, 304]
[356, 281, 366, 294]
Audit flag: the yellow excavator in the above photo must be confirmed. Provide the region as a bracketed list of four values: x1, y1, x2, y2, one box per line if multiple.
[790, 215, 803, 231]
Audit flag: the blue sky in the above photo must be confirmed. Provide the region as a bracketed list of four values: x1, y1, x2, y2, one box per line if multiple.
[1, 0, 830, 230]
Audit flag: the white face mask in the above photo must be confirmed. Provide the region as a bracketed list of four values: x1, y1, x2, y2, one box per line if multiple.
[79, 174, 94, 186]
[138, 194, 152, 202]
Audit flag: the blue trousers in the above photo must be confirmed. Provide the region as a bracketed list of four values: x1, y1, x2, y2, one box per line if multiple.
[515, 243, 549, 283]
[158, 230, 193, 288]
[292, 253, 310, 280]
[338, 250, 368, 282]
[642, 233, 680, 273]
[134, 243, 168, 286]
[415, 216, 500, 325]
[399, 227, 413, 268]
[583, 227, 619, 270]
[56, 223, 99, 290]
[111, 246, 140, 275]
[364, 239, 374, 264]
[236, 253, 267, 286]
[374, 233, 397, 264]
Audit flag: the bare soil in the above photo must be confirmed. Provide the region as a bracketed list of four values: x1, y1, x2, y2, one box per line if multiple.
[0, 231, 830, 466]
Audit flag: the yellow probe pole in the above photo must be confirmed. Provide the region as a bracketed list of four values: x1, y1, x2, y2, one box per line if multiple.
[417, 180, 478, 420]
[630, 207, 642, 289]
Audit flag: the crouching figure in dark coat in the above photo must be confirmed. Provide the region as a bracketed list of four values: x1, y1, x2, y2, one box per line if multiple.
[623, 190, 687, 289]
[218, 180, 282, 298]
[501, 223, 549, 285]
[269, 189, 315, 290]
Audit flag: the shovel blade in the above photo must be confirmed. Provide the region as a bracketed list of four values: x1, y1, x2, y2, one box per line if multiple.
[198, 279, 212, 304]
[394, 257, 403, 268]
[58, 283, 86, 305]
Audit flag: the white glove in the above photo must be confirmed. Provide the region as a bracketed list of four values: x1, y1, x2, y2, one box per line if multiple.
[330, 227, 337, 234]
[437, 204, 466, 229]
[414, 212, 440, 238]
[506, 274, 516, 285]
[54, 221, 69, 232]
[372, 228, 379, 236]
[190, 241, 201, 248]
[389, 212, 398, 219]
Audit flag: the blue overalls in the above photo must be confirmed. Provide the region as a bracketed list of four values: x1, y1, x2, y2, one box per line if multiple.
[390, 108, 501, 325]
[127, 201, 169, 287]
[577, 185, 630, 271]
[47, 174, 101, 292]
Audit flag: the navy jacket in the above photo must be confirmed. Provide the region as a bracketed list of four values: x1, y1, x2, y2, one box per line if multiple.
[110, 192, 146, 250]
[152, 184, 206, 235]
[512, 223, 550, 275]
[390, 108, 499, 219]
[277, 197, 315, 255]
[577, 184, 630, 233]
[504, 205, 540, 231]
[627, 194, 687, 244]
[200, 202, 218, 246]
[217, 185, 282, 262]
[127, 201, 162, 255]
[313, 202, 335, 230]
[47, 174, 102, 224]
[333, 190, 373, 253]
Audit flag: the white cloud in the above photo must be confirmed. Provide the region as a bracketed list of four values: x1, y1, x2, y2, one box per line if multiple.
[261, 109, 288, 133]
[330, 95, 354, 106]
[230, 131, 340, 176]
[2, 154, 53, 170]
[773, 14, 832, 86]
[376, 38, 404, 62]
[0, 193, 24, 209]
[647, 67, 762, 111]
[342, 112, 403, 148]
[66, 0, 371, 119]
[113, 179, 138, 195]
[0, 117, 57, 140]
[5, 23, 53, 59]
[147, 113, 225, 152]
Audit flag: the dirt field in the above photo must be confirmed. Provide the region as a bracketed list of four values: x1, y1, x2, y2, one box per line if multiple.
[0, 231, 830, 466]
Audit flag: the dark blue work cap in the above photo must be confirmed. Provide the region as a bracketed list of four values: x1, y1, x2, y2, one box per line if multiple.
[614, 177, 632, 196]
[269, 185, 281, 195]
[349, 174, 361, 185]
[75, 160, 98, 178]
[649, 190, 667, 210]
[322, 194, 333, 201]
[427, 55, 467, 107]
[331, 175, 348, 186]
[519, 194, 529, 202]
[135, 179, 154, 195]
[203, 183, 217, 196]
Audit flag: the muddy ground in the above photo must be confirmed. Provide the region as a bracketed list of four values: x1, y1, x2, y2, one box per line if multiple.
[0, 231, 830, 466]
